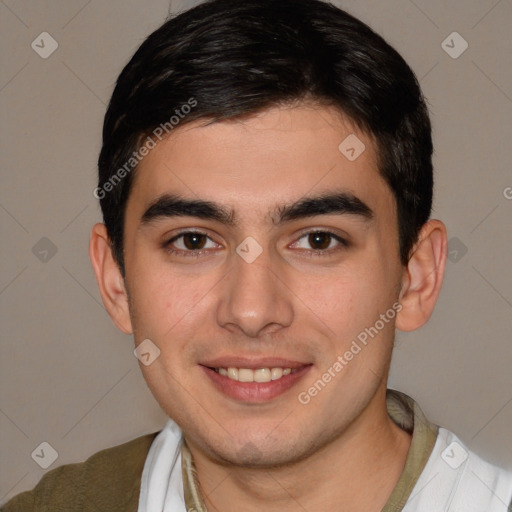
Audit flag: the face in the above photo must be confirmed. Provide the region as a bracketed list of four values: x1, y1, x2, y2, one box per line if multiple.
[122, 104, 404, 467]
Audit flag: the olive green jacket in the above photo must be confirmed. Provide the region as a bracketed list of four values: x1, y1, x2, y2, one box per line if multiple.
[1, 433, 156, 511]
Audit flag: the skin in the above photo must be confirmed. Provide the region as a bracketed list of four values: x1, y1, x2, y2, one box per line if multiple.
[90, 103, 447, 511]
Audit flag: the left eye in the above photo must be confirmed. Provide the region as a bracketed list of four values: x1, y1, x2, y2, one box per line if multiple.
[292, 231, 347, 251]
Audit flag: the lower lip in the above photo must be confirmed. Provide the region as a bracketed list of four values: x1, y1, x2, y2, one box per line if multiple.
[201, 365, 312, 403]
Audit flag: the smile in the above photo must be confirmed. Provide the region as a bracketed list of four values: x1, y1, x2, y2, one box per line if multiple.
[201, 361, 312, 403]
[214, 367, 296, 383]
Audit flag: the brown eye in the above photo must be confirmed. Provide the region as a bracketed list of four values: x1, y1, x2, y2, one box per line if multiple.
[292, 230, 347, 252]
[182, 233, 208, 250]
[308, 232, 332, 250]
[165, 231, 219, 257]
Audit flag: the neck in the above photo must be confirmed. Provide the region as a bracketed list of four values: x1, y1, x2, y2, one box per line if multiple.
[186, 386, 412, 512]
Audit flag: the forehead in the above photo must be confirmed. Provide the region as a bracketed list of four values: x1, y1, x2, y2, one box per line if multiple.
[127, 104, 394, 223]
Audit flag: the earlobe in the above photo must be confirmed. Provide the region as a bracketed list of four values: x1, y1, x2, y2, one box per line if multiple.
[396, 220, 448, 332]
[89, 223, 133, 334]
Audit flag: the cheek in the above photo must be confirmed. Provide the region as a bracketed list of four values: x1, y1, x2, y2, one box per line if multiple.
[127, 263, 224, 351]
[302, 264, 389, 326]
[297, 263, 399, 363]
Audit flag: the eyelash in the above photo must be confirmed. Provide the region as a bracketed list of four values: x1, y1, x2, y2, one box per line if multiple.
[163, 230, 349, 258]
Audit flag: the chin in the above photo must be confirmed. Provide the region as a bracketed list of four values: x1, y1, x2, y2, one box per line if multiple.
[201, 431, 322, 470]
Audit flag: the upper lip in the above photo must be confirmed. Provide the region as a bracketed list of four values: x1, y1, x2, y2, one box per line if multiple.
[200, 357, 311, 370]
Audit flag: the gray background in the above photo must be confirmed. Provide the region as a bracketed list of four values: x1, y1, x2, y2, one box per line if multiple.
[1, 0, 511, 503]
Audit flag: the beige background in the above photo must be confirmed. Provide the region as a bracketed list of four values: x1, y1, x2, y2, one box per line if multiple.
[1, 0, 511, 503]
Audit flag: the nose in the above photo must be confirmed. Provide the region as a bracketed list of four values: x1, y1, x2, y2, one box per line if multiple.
[216, 245, 294, 338]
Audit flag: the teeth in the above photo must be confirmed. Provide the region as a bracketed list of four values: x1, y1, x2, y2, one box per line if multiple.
[238, 368, 254, 382]
[254, 368, 271, 382]
[271, 368, 283, 380]
[218, 367, 295, 383]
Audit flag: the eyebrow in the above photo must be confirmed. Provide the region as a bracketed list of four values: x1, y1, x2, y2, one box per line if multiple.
[140, 191, 374, 227]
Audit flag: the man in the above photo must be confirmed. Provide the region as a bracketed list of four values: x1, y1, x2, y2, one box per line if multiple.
[3, 0, 511, 510]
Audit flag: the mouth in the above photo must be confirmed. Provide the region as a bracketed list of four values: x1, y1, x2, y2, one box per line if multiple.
[200, 359, 312, 403]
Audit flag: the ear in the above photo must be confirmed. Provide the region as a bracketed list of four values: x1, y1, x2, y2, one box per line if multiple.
[396, 219, 448, 332]
[89, 223, 133, 334]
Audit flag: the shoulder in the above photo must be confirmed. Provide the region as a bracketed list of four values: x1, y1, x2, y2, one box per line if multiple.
[1, 432, 159, 512]
[406, 427, 512, 511]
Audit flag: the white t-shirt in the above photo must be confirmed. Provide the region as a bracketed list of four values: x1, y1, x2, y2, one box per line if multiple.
[403, 427, 512, 511]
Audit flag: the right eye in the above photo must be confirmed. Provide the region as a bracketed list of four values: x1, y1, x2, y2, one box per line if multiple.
[164, 231, 221, 257]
